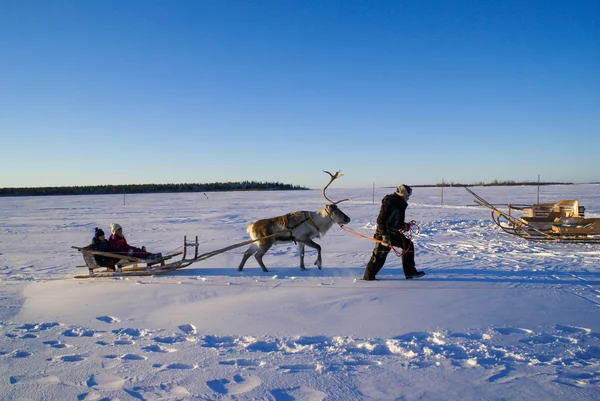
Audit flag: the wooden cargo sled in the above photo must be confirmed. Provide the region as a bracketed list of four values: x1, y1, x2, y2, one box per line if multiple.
[466, 187, 600, 243]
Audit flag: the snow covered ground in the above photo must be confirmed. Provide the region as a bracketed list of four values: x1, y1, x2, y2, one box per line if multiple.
[1, 184, 599, 400]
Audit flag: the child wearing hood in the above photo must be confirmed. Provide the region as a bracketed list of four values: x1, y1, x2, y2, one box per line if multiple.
[87, 227, 116, 271]
[107, 223, 162, 260]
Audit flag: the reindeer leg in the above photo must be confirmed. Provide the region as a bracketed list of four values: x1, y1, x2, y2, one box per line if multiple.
[238, 243, 258, 271]
[254, 244, 272, 272]
[298, 243, 307, 270]
[303, 239, 322, 270]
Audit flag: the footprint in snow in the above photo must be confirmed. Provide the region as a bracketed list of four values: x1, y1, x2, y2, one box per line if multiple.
[9, 374, 60, 385]
[294, 335, 329, 345]
[207, 374, 262, 396]
[494, 327, 533, 335]
[343, 357, 380, 369]
[112, 328, 149, 338]
[114, 339, 135, 345]
[96, 315, 120, 324]
[16, 322, 61, 331]
[60, 354, 86, 362]
[245, 339, 279, 352]
[178, 323, 196, 334]
[279, 364, 322, 373]
[448, 332, 484, 340]
[153, 335, 187, 344]
[43, 340, 70, 349]
[271, 385, 328, 401]
[142, 344, 177, 353]
[574, 346, 600, 361]
[555, 324, 591, 334]
[62, 328, 98, 337]
[520, 333, 576, 345]
[164, 363, 196, 370]
[86, 373, 125, 391]
[121, 353, 146, 361]
[127, 384, 191, 400]
[484, 365, 527, 384]
[219, 359, 263, 367]
[12, 350, 32, 358]
[202, 335, 237, 348]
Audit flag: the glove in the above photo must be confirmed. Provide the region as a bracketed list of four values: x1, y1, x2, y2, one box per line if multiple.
[381, 235, 391, 247]
[404, 220, 416, 231]
[127, 248, 134, 256]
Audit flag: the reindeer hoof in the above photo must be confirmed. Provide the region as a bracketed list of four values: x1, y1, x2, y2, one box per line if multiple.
[262, 268, 269, 273]
[238, 268, 243, 272]
[300, 267, 307, 271]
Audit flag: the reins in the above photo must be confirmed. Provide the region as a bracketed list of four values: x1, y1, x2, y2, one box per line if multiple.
[340, 222, 420, 257]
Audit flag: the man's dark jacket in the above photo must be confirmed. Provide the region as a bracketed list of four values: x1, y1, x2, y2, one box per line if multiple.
[376, 193, 409, 237]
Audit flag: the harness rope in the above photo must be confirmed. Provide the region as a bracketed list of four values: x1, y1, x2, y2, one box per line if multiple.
[185, 216, 315, 262]
[340, 221, 420, 257]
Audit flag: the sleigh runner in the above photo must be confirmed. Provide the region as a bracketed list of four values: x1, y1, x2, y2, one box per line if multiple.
[466, 187, 600, 243]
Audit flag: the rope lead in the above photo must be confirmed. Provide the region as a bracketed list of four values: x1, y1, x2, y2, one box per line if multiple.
[340, 222, 420, 257]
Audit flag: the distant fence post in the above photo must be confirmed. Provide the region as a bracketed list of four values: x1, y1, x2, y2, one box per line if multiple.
[441, 178, 444, 205]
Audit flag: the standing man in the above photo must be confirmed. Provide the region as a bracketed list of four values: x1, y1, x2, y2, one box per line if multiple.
[363, 185, 425, 280]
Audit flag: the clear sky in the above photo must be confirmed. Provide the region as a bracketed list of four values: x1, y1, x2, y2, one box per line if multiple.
[1, 0, 598, 189]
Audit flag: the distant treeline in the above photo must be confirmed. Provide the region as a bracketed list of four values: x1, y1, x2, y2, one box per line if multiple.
[0, 182, 309, 197]
[431, 180, 574, 187]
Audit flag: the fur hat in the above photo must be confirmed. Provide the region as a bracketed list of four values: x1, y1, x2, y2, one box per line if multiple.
[94, 227, 105, 238]
[396, 184, 412, 197]
[110, 223, 122, 234]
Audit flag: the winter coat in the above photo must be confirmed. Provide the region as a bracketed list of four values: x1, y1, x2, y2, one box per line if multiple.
[89, 237, 110, 252]
[86, 237, 116, 268]
[108, 234, 148, 257]
[108, 234, 138, 254]
[376, 193, 409, 237]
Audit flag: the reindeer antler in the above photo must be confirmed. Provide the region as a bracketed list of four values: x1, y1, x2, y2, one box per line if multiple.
[322, 170, 350, 204]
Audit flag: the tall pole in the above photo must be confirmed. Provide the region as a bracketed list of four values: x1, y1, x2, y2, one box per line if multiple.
[441, 178, 444, 205]
[537, 174, 540, 204]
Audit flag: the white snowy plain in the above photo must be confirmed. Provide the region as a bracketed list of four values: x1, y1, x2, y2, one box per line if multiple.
[1, 184, 599, 400]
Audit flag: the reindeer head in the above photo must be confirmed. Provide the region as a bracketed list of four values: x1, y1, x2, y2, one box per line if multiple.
[322, 170, 351, 225]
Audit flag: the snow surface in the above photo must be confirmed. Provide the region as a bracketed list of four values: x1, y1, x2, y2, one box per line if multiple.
[1, 184, 599, 400]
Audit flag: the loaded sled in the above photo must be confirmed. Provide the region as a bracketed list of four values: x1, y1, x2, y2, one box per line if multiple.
[73, 236, 201, 278]
[466, 187, 600, 243]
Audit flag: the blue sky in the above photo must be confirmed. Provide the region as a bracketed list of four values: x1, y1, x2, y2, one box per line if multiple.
[1, 0, 598, 189]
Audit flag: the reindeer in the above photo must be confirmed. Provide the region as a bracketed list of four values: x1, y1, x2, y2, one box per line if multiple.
[238, 171, 351, 272]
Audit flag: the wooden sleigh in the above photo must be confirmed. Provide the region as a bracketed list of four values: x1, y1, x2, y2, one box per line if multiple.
[73, 234, 272, 278]
[466, 187, 600, 243]
[72, 236, 200, 278]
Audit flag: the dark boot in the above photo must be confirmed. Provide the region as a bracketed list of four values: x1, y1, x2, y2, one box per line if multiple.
[406, 271, 426, 279]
